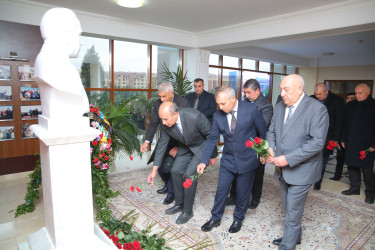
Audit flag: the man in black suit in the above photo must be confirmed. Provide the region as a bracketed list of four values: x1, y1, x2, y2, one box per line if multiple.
[226, 79, 273, 209]
[198, 86, 267, 233]
[147, 102, 217, 224]
[140, 82, 190, 205]
[311, 83, 345, 190]
[185, 78, 216, 123]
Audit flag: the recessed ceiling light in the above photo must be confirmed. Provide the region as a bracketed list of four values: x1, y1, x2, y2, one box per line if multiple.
[116, 0, 144, 8]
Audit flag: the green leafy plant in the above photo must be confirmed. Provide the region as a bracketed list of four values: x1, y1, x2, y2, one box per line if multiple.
[12, 154, 42, 217]
[158, 62, 192, 96]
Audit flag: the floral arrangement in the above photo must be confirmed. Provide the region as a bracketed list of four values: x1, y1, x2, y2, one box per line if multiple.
[359, 148, 371, 160]
[326, 140, 338, 151]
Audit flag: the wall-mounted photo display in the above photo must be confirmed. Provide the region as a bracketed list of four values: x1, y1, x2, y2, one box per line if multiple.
[0, 126, 15, 141]
[21, 123, 37, 139]
[0, 86, 12, 101]
[18, 65, 34, 81]
[20, 105, 42, 120]
[0, 64, 11, 80]
[0, 105, 13, 121]
[20, 86, 40, 100]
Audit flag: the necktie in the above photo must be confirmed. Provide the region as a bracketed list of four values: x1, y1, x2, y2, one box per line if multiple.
[286, 105, 294, 123]
[230, 110, 236, 133]
[194, 95, 199, 109]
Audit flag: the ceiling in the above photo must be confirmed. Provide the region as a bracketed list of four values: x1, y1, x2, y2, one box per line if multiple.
[28, 0, 375, 66]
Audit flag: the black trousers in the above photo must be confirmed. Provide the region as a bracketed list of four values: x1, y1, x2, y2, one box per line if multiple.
[333, 147, 345, 179]
[348, 165, 375, 198]
[229, 162, 264, 201]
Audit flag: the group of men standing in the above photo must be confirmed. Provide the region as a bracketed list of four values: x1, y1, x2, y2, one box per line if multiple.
[142, 74, 374, 250]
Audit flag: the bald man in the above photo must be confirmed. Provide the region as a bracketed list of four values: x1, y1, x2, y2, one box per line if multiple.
[147, 102, 217, 224]
[341, 83, 375, 204]
[267, 74, 329, 249]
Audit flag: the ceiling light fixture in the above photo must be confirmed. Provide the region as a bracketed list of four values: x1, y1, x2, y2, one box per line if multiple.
[116, 0, 144, 8]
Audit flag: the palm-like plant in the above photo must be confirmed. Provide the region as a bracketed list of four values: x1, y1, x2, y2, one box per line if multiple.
[158, 62, 192, 96]
[99, 97, 141, 158]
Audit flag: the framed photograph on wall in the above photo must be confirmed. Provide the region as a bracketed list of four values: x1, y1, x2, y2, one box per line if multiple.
[0, 64, 11, 80]
[0, 86, 12, 101]
[21, 124, 36, 139]
[20, 105, 42, 120]
[0, 105, 13, 121]
[18, 65, 34, 81]
[0, 126, 15, 141]
[20, 86, 40, 100]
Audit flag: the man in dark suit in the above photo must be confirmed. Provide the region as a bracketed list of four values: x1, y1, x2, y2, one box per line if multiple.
[140, 82, 190, 205]
[267, 74, 329, 249]
[185, 78, 216, 123]
[147, 102, 217, 224]
[312, 83, 345, 190]
[341, 83, 375, 204]
[198, 86, 267, 233]
[226, 79, 273, 209]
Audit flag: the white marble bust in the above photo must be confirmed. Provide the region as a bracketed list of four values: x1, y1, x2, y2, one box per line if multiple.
[34, 8, 89, 125]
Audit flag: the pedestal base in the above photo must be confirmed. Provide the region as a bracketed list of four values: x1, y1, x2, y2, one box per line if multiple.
[19, 224, 116, 250]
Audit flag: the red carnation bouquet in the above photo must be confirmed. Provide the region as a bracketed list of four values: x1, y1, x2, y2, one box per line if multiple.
[246, 137, 270, 160]
[359, 148, 371, 160]
[326, 140, 338, 151]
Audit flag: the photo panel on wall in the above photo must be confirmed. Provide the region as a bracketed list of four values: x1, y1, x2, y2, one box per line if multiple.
[0, 105, 13, 121]
[0, 64, 11, 80]
[18, 65, 34, 81]
[0, 86, 12, 101]
[21, 123, 37, 139]
[20, 105, 42, 120]
[20, 86, 40, 100]
[0, 126, 15, 141]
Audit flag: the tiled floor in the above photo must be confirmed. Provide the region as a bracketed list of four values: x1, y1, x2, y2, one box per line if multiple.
[0, 156, 369, 250]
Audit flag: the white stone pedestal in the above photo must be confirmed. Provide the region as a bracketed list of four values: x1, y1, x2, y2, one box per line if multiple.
[20, 116, 116, 250]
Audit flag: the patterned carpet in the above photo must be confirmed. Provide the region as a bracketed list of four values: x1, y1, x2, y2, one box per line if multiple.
[108, 167, 375, 249]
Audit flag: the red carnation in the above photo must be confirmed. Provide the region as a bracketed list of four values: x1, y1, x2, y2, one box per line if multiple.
[133, 241, 141, 250]
[359, 150, 366, 156]
[183, 182, 190, 188]
[116, 242, 122, 249]
[130, 186, 135, 192]
[105, 156, 109, 161]
[360, 155, 366, 160]
[93, 158, 99, 163]
[246, 140, 254, 148]
[254, 137, 262, 145]
[92, 140, 98, 146]
[99, 153, 105, 158]
[136, 187, 142, 192]
[129, 155, 133, 161]
[108, 138, 112, 144]
[185, 178, 192, 185]
[99, 133, 104, 138]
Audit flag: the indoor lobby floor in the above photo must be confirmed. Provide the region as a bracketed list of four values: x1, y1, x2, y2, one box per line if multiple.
[0, 161, 369, 250]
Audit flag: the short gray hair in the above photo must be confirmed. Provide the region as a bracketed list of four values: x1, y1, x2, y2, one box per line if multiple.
[215, 85, 235, 98]
[284, 74, 305, 89]
[158, 82, 174, 93]
[161, 101, 178, 115]
[243, 79, 260, 91]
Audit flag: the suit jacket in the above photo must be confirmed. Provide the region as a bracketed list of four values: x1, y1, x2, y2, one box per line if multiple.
[185, 90, 217, 123]
[201, 101, 267, 174]
[153, 108, 216, 168]
[252, 94, 273, 127]
[266, 94, 329, 185]
[343, 96, 375, 168]
[311, 91, 345, 155]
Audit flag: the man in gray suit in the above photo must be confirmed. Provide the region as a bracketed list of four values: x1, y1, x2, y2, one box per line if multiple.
[147, 102, 217, 224]
[267, 74, 329, 249]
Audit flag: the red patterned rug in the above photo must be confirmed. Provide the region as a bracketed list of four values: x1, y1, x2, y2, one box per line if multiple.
[109, 167, 375, 249]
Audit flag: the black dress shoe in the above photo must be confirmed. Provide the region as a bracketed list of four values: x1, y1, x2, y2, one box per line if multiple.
[163, 195, 174, 205]
[201, 219, 221, 232]
[225, 196, 236, 206]
[313, 183, 321, 190]
[248, 199, 260, 209]
[157, 185, 168, 194]
[165, 204, 183, 215]
[329, 177, 340, 181]
[365, 196, 374, 204]
[272, 237, 301, 246]
[228, 220, 242, 233]
[176, 212, 193, 224]
[342, 189, 360, 195]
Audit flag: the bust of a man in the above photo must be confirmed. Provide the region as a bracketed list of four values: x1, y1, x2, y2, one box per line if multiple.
[34, 8, 89, 125]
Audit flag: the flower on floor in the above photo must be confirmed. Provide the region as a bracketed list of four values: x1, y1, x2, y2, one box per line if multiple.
[326, 140, 338, 151]
[183, 166, 213, 189]
[129, 155, 133, 161]
[130, 185, 143, 193]
[359, 148, 371, 160]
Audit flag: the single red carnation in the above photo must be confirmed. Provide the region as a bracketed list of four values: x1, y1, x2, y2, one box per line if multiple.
[130, 186, 135, 192]
[136, 187, 142, 192]
[93, 158, 99, 163]
[183, 182, 189, 188]
[185, 179, 192, 185]
[360, 155, 366, 160]
[359, 150, 366, 156]
[116, 242, 122, 249]
[105, 156, 109, 161]
[246, 140, 253, 148]
[99, 153, 105, 158]
[129, 155, 133, 161]
[133, 241, 141, 250]
[254, 137, 262, 145]
[92, 140, 98, 146]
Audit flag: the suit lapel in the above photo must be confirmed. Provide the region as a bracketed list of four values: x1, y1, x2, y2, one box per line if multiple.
[179, 109, 188, 144]
[282, 95, 309, 138]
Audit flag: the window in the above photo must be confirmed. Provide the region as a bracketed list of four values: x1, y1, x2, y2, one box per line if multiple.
[259, 61, 271, 72]
[223, 56, 239, 68]
[243, 59, 256, 70]
[274, 63, 285, 74]
[209, 54, 219, 66]
[242, 72, 270, 99]
[152, 46, 179, 88]
[286, 65, 296, 75]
